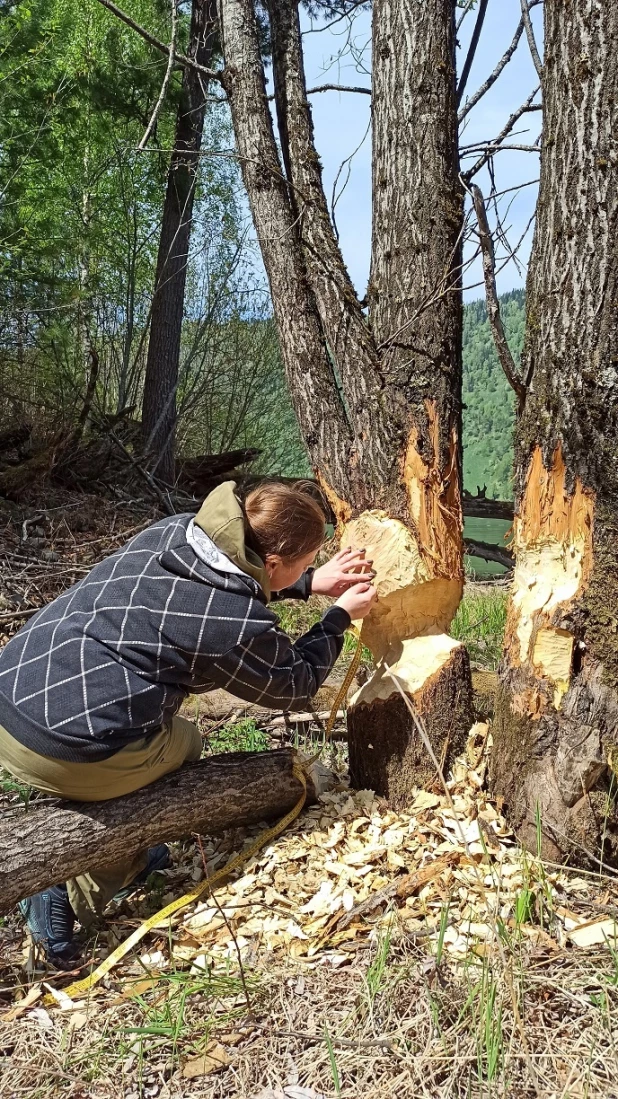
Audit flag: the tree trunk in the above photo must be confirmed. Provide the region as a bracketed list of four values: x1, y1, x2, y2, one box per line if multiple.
[0, 749, 314, 914]
[218, 0, 354, 492]
[219, 0, 472, 803]
[141, 0, 218, 486]
[345, 0, 472, 799]
[491, 0, 618, 866]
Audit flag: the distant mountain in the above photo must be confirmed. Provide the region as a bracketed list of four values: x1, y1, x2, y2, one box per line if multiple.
[462, 288, 524, 500]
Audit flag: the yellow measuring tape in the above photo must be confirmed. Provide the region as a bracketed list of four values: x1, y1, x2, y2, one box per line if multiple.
[45, 634, 363, 1005]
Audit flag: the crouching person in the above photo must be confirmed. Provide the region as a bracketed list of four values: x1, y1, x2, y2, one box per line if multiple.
[0, 481, 376, 966]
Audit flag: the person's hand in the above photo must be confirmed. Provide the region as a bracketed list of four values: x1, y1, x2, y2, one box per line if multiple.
[311, 547, 375, 597]
[335, 581, 378, 620]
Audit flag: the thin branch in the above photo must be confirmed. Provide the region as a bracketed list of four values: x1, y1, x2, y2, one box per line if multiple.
[138, 0, 178, 150]
[456, 0, 488, 106]
[463, 87, 541, 178]
[458, 15, 525, 121]
[306, 82, 370, 96]
[520, 0, 543, 79]
[471, 183, 527, 412]
[92, 0, 221, 83]
[330, 117, 371, 240]
[462, 142, 540, 155]
[302, 0, 368, 36]
[456, 0, 477, 33]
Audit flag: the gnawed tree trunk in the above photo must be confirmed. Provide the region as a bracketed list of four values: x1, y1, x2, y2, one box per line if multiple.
[219, 0, 472, 803]
[0, 749, 314, 913]
[346, 0, 470, 803]
[141, 0, 218, 485]
[491, 0, 618, 865]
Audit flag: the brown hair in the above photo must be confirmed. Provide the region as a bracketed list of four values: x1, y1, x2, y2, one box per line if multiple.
[243, 481, 326, 561]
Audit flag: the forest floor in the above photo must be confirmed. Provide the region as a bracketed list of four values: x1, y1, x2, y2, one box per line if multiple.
[1, 490, 618, 1099]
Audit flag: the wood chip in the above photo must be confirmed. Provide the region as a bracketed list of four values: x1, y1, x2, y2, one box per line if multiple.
[569, 917, 618, 948]
[182, 1041, 231, 1077]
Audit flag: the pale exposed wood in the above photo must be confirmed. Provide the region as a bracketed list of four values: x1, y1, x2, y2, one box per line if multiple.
[340, 511, 462, 662]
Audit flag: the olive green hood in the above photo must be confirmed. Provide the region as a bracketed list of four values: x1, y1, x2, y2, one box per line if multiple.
[192, 481, 271, 602]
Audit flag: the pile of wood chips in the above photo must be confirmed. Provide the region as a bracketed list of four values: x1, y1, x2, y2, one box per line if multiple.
[136, 723, 617, 977]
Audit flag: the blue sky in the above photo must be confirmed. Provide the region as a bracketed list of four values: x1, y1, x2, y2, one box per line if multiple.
[293, 0, 543, 302]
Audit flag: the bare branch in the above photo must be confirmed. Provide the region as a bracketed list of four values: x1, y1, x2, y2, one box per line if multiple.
[306, 83, 370, 95]
[464, 538, 513, 569]
[520, 0, 543, 79]
[457, 0, 488, 106]
[456, 0, 477, 33]
[93, 0, 221, 83]
[138, 0, 178, 150]
[330, 118, 371, 240]
[303, 0, 368, 36]
[471, 183, 527, 412]
[458, 15, 525, 121]
[463, 87, 541, 179]
[463, 142, 541, 154]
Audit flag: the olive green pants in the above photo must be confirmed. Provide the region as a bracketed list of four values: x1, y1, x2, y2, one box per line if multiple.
[0, 717, 202, 925]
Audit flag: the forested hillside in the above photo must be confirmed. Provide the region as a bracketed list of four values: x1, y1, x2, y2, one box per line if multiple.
[257, 291, 526, 497]
[462, 289, 525, 499]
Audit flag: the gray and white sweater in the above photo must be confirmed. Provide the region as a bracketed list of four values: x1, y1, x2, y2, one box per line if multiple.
[0, 513, 349, 762]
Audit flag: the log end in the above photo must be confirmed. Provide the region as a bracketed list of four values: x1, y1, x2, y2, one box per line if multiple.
[347, 637, 473, 807]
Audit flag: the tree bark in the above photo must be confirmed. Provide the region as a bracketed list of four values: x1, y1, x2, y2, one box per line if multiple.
[491, 0, 618, 866]
[345, 0, 472, 799]
[218, 0, 472, 804]
[218, 0, 354, 492]
[267, 0, 393, 501]
[141, 0, 218, 486]
[0, 749, 314, 914]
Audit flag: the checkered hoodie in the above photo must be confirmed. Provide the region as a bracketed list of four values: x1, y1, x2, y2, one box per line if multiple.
[0, 514, 349, 762]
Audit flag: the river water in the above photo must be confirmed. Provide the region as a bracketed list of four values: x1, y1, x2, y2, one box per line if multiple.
[464, 517, 512, 579]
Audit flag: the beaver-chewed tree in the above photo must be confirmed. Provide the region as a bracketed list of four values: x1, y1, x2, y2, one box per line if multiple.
[218, 0, 472, 804]
[491, 0, 618, 863]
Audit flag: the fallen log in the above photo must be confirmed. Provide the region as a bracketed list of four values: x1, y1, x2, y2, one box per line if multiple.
[197, 681, 352, 723]
[464, 538, 513, 570]
[462, 492, 514, 521]
[0, 748, 313, 914]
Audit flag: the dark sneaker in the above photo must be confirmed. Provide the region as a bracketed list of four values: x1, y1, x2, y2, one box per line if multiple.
[134, 844, 172, 884]
[113, 844, 172, 901]
[18, 883, 81, 969]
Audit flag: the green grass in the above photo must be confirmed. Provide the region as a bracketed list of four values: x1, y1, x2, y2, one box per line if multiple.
[0, 766, 34, 806]
[275, 587, 507, 671]
[451, 588, 508, 669]
[365, 920, 393, 1004]
[206, 717, 270, 755]
[62, 962, 259, 1083]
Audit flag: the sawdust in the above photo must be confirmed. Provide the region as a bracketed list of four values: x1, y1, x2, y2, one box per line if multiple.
[4, 727, 618, 1099]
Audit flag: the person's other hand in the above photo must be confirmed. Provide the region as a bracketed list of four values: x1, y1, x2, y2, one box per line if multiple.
[311, 547, 375, 597]
[335, 581, 378, 620]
